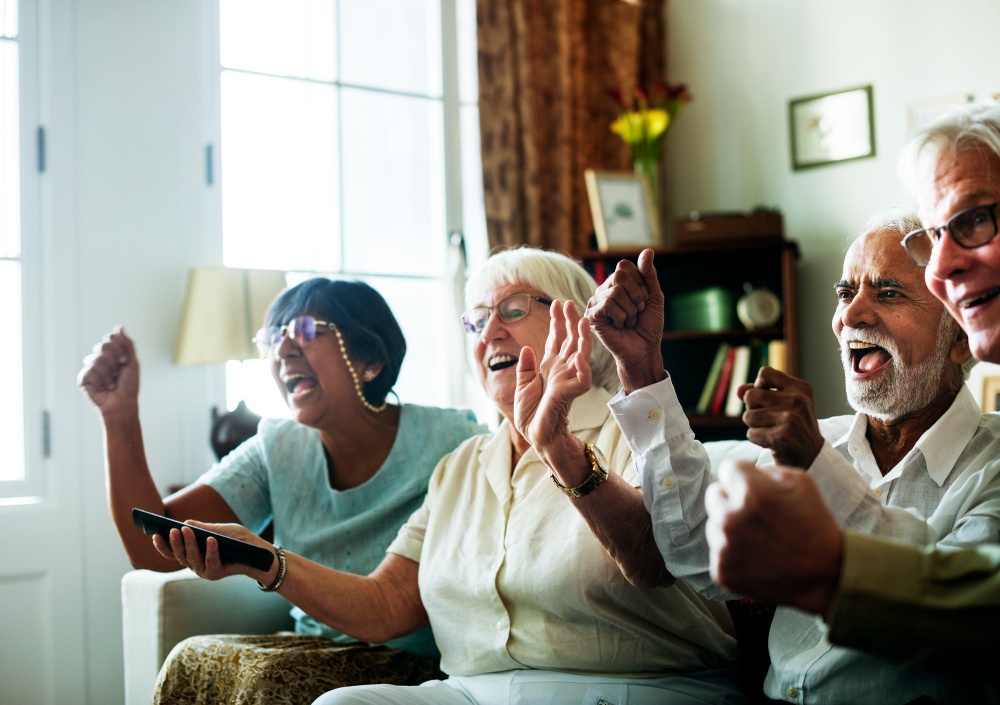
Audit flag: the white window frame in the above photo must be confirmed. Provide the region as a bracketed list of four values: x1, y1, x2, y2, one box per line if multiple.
[0, 0, 45, 501]
[202, 0, 478, 412]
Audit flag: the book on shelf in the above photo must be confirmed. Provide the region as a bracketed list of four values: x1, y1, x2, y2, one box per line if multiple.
[724, 346, 751, 417]
[696, 343, 731, 415]
[693, 338, 787, 420]
[709, 347, 736, 416]
[768, 339, 786, 373]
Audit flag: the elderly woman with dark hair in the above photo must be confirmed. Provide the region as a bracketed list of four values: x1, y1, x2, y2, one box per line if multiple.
[150, 249, 744, 705]
[78, 278, 486, 704]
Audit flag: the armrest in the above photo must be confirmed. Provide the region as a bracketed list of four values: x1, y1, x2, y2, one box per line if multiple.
[122, 569, 295, 705]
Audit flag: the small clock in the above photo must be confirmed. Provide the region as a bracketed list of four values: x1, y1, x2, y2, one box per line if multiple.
[737, 284, 782, 330]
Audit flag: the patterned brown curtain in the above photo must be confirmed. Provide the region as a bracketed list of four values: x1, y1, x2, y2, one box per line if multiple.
[477, 0, 665, 253]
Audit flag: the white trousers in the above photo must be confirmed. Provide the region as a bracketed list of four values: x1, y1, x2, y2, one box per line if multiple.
[312, 669, 747, 705]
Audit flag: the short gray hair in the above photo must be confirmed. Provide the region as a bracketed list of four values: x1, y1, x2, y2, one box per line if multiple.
[863, 207, 923, 238]
[899, 101, 1000, 205]
[465, 247, 619, 393]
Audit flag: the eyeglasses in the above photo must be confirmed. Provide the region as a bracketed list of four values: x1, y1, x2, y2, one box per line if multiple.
[902, 202, 999, 267]
[461, 294, 553, 334]
[253, 316, 336, 358]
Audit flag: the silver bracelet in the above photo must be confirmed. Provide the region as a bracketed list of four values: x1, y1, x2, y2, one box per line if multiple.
[257, 545, 287, 592]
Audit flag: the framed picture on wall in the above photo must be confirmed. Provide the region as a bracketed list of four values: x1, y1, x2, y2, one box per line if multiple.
[789, 85, 876, 170]
[584, 170, 661, 251]
[982, 376, 1000, 414]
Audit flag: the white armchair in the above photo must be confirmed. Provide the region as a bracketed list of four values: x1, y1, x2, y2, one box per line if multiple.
[121, 569, 295, 705]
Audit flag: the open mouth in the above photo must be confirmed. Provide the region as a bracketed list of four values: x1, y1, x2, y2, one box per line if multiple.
[488, 354, 518, 372]
[848, 341, 892, 375]
[283, 374, 318, 398]
[958, 287, 1000, 311]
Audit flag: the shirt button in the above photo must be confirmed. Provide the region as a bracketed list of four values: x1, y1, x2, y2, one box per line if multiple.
[662, 478, 675, 489]
[649, 409, 662, 420]
[787, 687, 799, 698]
[875, 488, 883, 497]
[496, 620, 504, 631]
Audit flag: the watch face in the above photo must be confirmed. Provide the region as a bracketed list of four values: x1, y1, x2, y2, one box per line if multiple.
[589, 443, 608, 469]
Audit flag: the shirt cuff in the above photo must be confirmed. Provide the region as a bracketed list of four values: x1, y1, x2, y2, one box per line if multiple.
[608, 375, 691, 457]
[807, 441, 869, 527]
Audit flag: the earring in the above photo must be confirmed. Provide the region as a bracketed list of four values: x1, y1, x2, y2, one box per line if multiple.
[363, 369, 376, 381]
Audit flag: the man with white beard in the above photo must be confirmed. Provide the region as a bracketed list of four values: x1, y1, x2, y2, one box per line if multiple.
[558, 208, 1000, 703]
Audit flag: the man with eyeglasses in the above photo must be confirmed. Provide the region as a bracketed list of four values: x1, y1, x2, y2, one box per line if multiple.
[705, 102, 1000, 676]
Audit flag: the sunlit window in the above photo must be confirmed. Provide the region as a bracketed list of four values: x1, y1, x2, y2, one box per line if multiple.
[218, 0, 485, 417]
[0, 0, 24, 482]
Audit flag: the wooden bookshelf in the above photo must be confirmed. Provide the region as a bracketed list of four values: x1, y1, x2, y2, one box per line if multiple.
[577, 239, 799, 442]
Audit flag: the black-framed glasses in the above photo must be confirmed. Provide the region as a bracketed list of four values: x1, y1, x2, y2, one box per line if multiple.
[902, 202, 999, 267]
[461, 294, 553, 334]
[253, 316, 336, 358]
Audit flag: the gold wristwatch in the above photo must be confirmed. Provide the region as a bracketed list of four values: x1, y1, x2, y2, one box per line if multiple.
[549, 441, 609, 498]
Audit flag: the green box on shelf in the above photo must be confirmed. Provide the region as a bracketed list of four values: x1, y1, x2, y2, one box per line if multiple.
[671, 287, 736, 332]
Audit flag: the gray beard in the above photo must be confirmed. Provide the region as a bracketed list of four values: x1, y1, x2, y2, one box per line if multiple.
[841, 314, 952, 421]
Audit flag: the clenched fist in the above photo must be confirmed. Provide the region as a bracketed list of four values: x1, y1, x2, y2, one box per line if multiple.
[738, 366, 824, 468]
[585, 249, 665, 393]
[77, 326, 140, 419]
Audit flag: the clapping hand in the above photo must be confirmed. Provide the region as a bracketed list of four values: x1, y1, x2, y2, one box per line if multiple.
[585, 249, 665, 393]
[514, 301, 592, 455]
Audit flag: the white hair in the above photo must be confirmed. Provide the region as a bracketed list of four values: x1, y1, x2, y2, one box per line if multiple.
[863, 207, 923, 239]
[465, 247, 619, 393]
[899, 101, 1000, 206]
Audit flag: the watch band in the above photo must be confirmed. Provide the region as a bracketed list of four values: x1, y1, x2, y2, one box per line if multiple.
[549, 441, 609, 498]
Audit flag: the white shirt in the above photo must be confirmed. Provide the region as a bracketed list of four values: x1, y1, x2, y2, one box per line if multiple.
[387, 386, 739, 679]
[609, 379, 1000, 704]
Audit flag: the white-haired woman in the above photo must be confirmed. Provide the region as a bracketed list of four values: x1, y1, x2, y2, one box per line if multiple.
[152, 248, 744, 705]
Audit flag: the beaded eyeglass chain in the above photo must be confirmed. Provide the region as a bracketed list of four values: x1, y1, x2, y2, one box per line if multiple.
[329, 324, 388, 414]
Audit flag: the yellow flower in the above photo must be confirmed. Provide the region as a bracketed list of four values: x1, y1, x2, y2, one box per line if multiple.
[610, 109, 671, 145]
[644, 109, 670, 139]
[611, 112, 645, 145]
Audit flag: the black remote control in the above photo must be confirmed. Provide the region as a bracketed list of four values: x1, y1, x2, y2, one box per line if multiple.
[132, 508, 275, 573]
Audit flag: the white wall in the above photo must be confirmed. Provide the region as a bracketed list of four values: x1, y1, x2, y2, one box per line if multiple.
[42, 1, 220, 702]
[666, 0, 1000, 417]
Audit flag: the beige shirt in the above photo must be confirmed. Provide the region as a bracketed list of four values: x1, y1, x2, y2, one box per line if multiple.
[387, 387, 738, 678]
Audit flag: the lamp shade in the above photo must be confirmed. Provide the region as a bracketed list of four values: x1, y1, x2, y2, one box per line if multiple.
[174, 267, 288, 364]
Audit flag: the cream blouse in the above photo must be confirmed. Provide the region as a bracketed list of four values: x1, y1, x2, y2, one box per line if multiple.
[387, 387, 738, 678]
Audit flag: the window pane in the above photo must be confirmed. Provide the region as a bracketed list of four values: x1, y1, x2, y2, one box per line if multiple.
[456, 0, 477, 104]
[221, 71, 340, 271]
[0, 261, 24, 481]
[1, 0, 16, 38]
[1, 41, 18, 258]
[341, 88, 445, 276]
[220, 0, 336, 82]
[339, 0, 442, 97]
[228, 359, 291, 419]
[460, 106, 487, 270]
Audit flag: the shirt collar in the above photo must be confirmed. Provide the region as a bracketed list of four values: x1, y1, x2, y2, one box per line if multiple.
[835, 384, 980, 486]
[910, 384, 980, 486]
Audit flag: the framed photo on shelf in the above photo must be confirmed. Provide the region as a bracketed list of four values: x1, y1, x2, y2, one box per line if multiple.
[584, 170, 660, 251]
[789, 85, 875, 170]
[982, 376, 1000, 414]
